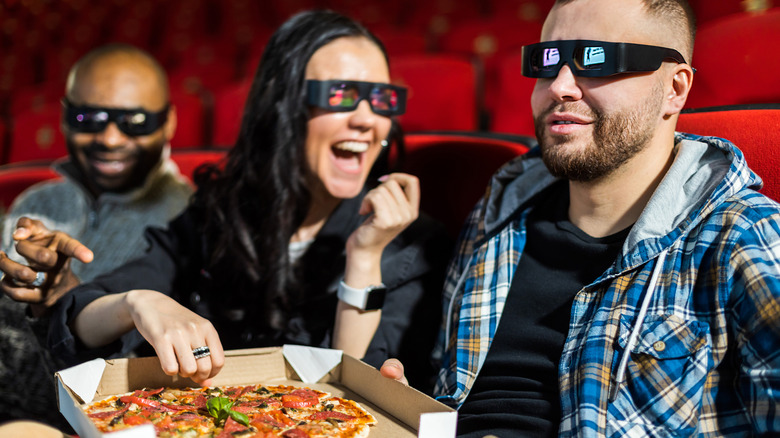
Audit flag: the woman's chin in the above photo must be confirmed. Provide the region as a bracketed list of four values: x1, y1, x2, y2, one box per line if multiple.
[325, 179, 365, 200]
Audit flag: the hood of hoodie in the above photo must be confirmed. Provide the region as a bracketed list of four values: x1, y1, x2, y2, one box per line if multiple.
[481, 133, 763, 273]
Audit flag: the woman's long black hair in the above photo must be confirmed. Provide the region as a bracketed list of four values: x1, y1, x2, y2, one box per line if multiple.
[193, 10, 401, 331]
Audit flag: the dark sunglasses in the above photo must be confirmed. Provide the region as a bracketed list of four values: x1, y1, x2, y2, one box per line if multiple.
[306, 80, 407, 116]
[521, 40, 691, 78]
[62, 99, 169, 136]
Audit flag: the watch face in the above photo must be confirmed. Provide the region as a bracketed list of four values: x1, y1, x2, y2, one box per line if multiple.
[364, 286, 387, 310]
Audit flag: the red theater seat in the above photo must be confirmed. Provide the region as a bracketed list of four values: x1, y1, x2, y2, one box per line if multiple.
[401, 132, 533, 237]
[677, 105, 780, 202]
[171, 149, 227, 184]
[491, 51, 538, 136]
[437, 17, 542, 117]
[8, 81, 64, 115]
[169, 90, 207, 148]
[685, 9, 780, 109]
[489, 0, 555, 22]
[8, 103, 67, 164]
[371, 27, 429, 56]
[391, 55, 478, 132]
[0, 161, 60, 212]
[0, 119, 6, 163]
[688, 0, 778, 26]
[212, 79, 252, 147]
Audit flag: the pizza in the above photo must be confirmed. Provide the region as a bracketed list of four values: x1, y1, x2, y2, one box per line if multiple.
[81, 383, 377, 437]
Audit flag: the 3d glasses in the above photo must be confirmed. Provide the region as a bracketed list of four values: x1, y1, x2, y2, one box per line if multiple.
[306, 80, 407, 116]
[521, 40, 690, 78]
[62, 99, 169, 136]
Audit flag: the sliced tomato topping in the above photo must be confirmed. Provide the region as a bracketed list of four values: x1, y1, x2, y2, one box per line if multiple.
[251, 414, 285, 429]
[308, 411, 356, 421]
[154, 415, 175, 432]
[268, 409, 296, 427]
[281, 394, 317, 408]
[123, 414, 151, 426]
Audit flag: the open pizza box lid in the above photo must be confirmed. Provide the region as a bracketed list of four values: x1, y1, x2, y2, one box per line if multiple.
[56, 345, 457, 437]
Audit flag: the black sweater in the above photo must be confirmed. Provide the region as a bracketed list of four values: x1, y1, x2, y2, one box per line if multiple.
[49, 187, 452, 391]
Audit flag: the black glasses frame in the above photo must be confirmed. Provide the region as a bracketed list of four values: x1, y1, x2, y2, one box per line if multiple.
[521, 40, 691, 78]
[62, 99, 170, 136]
[305, 80, 407, 116]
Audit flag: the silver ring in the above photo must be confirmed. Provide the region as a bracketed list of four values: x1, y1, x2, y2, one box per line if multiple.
[192, 346, 210, 359]
[9, 271, 46, 288]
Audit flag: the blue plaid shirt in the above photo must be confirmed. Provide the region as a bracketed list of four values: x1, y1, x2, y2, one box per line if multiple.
[433, 134, 780, 437]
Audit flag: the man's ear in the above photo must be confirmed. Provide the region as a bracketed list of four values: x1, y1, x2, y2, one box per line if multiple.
[664, 63, 694, 117]
[164, 104, 178, 142]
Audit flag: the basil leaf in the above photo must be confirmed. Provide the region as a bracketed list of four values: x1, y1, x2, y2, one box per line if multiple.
[206, 397, 235, 425]
[228, 409, 250, 426]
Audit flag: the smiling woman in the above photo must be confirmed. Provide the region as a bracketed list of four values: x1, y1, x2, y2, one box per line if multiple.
[49, 10, 451, 393]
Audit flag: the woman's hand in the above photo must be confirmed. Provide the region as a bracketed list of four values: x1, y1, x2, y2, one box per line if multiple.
[0, 217, 94, 317]
[334, 173, 420, 358]
[125, 290, 225, 386]
[346, 173, 420, 260]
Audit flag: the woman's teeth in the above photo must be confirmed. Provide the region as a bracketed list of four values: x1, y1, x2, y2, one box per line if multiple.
[333, 141, 369, 153]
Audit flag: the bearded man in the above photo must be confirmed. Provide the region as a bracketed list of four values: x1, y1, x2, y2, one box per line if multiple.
[382, 0, 780, 436]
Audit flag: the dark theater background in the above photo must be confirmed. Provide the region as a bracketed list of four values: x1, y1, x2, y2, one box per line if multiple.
[1, 0, 779, 221]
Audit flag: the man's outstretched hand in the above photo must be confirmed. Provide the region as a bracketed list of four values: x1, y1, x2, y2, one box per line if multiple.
[0, 217, 94, 316]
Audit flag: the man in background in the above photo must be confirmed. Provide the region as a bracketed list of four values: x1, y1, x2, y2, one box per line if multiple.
[0, 44, 192, 429]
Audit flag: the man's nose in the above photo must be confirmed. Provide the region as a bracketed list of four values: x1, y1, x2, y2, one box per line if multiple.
[548, 64, 583, 102]
[95, 122, 129, 148]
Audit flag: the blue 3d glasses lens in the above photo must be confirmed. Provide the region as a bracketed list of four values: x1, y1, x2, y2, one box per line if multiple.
[521, 40, 690, 78]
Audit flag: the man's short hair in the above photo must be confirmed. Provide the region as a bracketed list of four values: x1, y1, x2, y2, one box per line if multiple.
[554, 0, 696, 60]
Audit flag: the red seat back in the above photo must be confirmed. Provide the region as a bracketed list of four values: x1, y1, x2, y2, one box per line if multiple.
[491, 51, 539, 136]
[688, 0, 778, 26]
[677, 105, 780, 201]
[437, 17, 542, 117]
[0, 119, 6, 163]
[391, 55, 478, 132]
[169, 89, 207, 148]
[0, 162, 60, 212]
[212, 79, 252, 147]
[8, 103, 67, 164]
[686, 9, 780, 109]
[401, 132, 533, 237]
[170, 149, 227, 184]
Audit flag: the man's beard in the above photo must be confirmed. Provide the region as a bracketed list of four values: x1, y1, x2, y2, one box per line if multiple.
[534, 82, 664, 182]
[66, 138, 165, 195]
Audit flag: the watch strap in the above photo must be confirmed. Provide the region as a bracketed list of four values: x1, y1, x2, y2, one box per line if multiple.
[337, 281, 387, 310]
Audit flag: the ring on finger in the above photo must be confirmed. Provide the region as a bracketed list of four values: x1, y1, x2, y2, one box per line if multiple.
[192, 346, 211, 360]
[9, 271, 46, 288]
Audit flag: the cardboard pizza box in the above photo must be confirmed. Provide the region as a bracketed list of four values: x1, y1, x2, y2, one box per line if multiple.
[56, 345, 457, 438]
